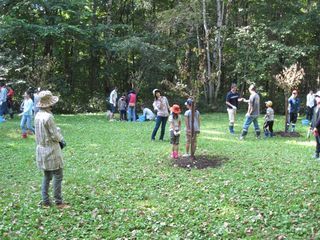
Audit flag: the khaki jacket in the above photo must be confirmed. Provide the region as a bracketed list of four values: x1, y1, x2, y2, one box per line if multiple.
[35, 109, 64, 170]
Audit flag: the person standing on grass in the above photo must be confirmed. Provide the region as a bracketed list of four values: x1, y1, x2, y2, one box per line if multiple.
[184, 98, 200, 157]
[151, 89, 170, 141]
[35, 90, 69, 209]
[127, 89, 137, 122]
[6, 85, 14, 119]
[33, 87, 41, 116]
[0, 82, 8, 120]
[109, 87, 118, 121]
[169, 104, 181, 159]
[240, 84, 261, 140]
[225, 83, 244, 134]
[287, 90, 301, 132]
[118, 95, 127, 121]
[311, 91, 320, 159]
[19, 92, 35, 138]
[263, 101, 274, 138]
[306, 90, 315, 121]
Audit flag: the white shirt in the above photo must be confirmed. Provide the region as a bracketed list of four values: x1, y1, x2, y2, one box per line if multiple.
[143, 108, 155, 120]
[110, 89, 117, 106]
[307, 93, 315, 108]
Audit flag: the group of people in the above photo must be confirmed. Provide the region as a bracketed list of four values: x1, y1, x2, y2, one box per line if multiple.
[108, 87, 155, 122]
[0, 82, 15, 120]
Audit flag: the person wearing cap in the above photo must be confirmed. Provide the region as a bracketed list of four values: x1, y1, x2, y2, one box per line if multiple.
[287, 90, 301, 132]
[184, 98, 201, 157]
[225, 83, 244, 134]
[34, 90, 69, 209]
[240, 84, 261, 140]
[311, 91, 320, 159]
[151, 89, 170, 141]
[169, 104, 181, 159]
[263, 101, 274, 138]
[18, 91, 35, 138]
[306, 90, 315, 121]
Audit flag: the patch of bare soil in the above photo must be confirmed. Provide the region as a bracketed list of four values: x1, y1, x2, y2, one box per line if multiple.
[172, 155, 229, 169]
[276, 131, 301, 137]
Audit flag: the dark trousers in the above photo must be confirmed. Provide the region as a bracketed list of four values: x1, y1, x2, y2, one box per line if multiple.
[120, 110, 127, 121]
[306, 106, 314, 121]
[263, 120, 274, 134]
[151, 116, 168, 140]
[316, 136, 320, 154]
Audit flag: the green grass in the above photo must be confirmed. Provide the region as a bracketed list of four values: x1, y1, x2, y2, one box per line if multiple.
[1, 113, 320, 239]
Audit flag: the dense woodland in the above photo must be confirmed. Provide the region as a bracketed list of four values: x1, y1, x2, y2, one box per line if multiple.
[0, 0, 319, 113]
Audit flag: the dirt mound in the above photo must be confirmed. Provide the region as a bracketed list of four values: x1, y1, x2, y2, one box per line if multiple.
[172, 155, 229, 169]
[276, 131, 301, 137]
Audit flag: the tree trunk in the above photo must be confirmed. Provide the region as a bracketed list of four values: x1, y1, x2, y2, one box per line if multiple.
[190, 99, 196, 159]
[284, 94, 288, 132]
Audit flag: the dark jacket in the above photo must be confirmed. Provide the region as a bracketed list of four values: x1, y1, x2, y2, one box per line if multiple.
[311, 107, 320, 130]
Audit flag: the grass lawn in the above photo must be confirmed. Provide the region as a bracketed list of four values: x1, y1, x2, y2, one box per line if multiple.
[1, 112, 320, 239]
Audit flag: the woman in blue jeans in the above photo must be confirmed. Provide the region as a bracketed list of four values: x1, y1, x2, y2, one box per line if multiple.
[19, 92, 35, 138]
[151, 89, 170, 141]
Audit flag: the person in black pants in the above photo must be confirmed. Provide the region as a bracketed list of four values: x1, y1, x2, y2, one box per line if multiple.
[311, 91, 320, 159]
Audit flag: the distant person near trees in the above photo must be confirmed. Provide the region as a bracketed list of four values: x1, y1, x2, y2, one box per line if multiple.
[117, 95, 127, 121]
[6, 85, 14, 119]
[109, 87, 118, 121]
[0, 82, 8, 120]
[127, 90, 137, 121]
[169, 104, 181, 159]
[33, 87, 41, 116]
[141, 104, 155, 121]
[287, 90, 300, 132]
[311, 91, 320, 159]
[263, 101, 274, 138]
[240, 84, 261, 140]
[151, 89, 170, 141]
[35, 91, 69, 209]
[225, 83, 244, 134]
[19, 92, 35, 138]
[306, 90, 315, 121]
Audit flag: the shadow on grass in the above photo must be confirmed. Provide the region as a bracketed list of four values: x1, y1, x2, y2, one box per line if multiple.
[172, 155, 229, 170]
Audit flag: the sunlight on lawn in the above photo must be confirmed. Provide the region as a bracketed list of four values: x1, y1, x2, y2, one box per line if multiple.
[202, 136, 238, 142]
[201, 129, 226, 135]
[285, 140, 315, 147]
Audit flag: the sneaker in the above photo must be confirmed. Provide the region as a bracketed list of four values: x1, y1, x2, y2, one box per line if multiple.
[56, 203, 70, 209]
[182, 153, 190, 157]
[312, 153, 320, 159]
[239, 136, 244, 140]
[173, 151, 179, 159]
[171, 152, 175, 158]
[39, 201, 51, 209]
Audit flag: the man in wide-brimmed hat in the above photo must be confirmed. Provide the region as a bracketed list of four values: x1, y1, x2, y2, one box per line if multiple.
[35, 90, 69, 209]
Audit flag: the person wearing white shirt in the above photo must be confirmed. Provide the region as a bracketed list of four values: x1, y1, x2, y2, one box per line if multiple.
[141, 105, 155, 121]
[306, 90, 315, 121]
[109, 87, 117, 120]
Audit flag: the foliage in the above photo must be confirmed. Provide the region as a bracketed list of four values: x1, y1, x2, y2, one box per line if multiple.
[1, 113, 320, 239]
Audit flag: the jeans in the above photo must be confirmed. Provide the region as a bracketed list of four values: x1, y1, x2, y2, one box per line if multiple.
[306, 106, 314, 121]
[242, 115, 260, 136]
[42, 168, 63, 205]
[151, 116, 168, 140]
[315, 136, 320, 154]
[20, 115, 35, 134]
[127, 106, 136, 121]
[0, 101, 8, 116]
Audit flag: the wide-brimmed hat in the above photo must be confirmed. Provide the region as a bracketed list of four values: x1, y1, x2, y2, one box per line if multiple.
[170, 104, 181, 114]
[37, 90, 59, 108]
[265, 100, 273, 107]
[152, 89, 161, 96]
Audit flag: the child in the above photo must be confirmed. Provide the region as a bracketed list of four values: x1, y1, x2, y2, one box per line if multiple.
[263, 101, 274, 137]
[169, 104, 181, 159]
[118, 95, 127, 121]
[19, 91, 35, 138]
[184, 98, 200, 157]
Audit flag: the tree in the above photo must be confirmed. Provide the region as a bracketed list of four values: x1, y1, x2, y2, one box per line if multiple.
[275, 63, 305, 132]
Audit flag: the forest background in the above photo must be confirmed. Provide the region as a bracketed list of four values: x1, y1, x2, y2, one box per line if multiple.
[0, 0, 319, 113]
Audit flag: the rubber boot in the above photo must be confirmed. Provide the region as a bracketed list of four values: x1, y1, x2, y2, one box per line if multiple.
[229, 125, 235, 134]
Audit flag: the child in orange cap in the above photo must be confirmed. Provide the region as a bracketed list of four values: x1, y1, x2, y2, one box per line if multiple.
[169, 104, 181, 159]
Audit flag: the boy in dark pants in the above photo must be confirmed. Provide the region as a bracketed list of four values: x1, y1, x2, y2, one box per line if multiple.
[311, 91, 320, 159]
[263, 101, 274, 137]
